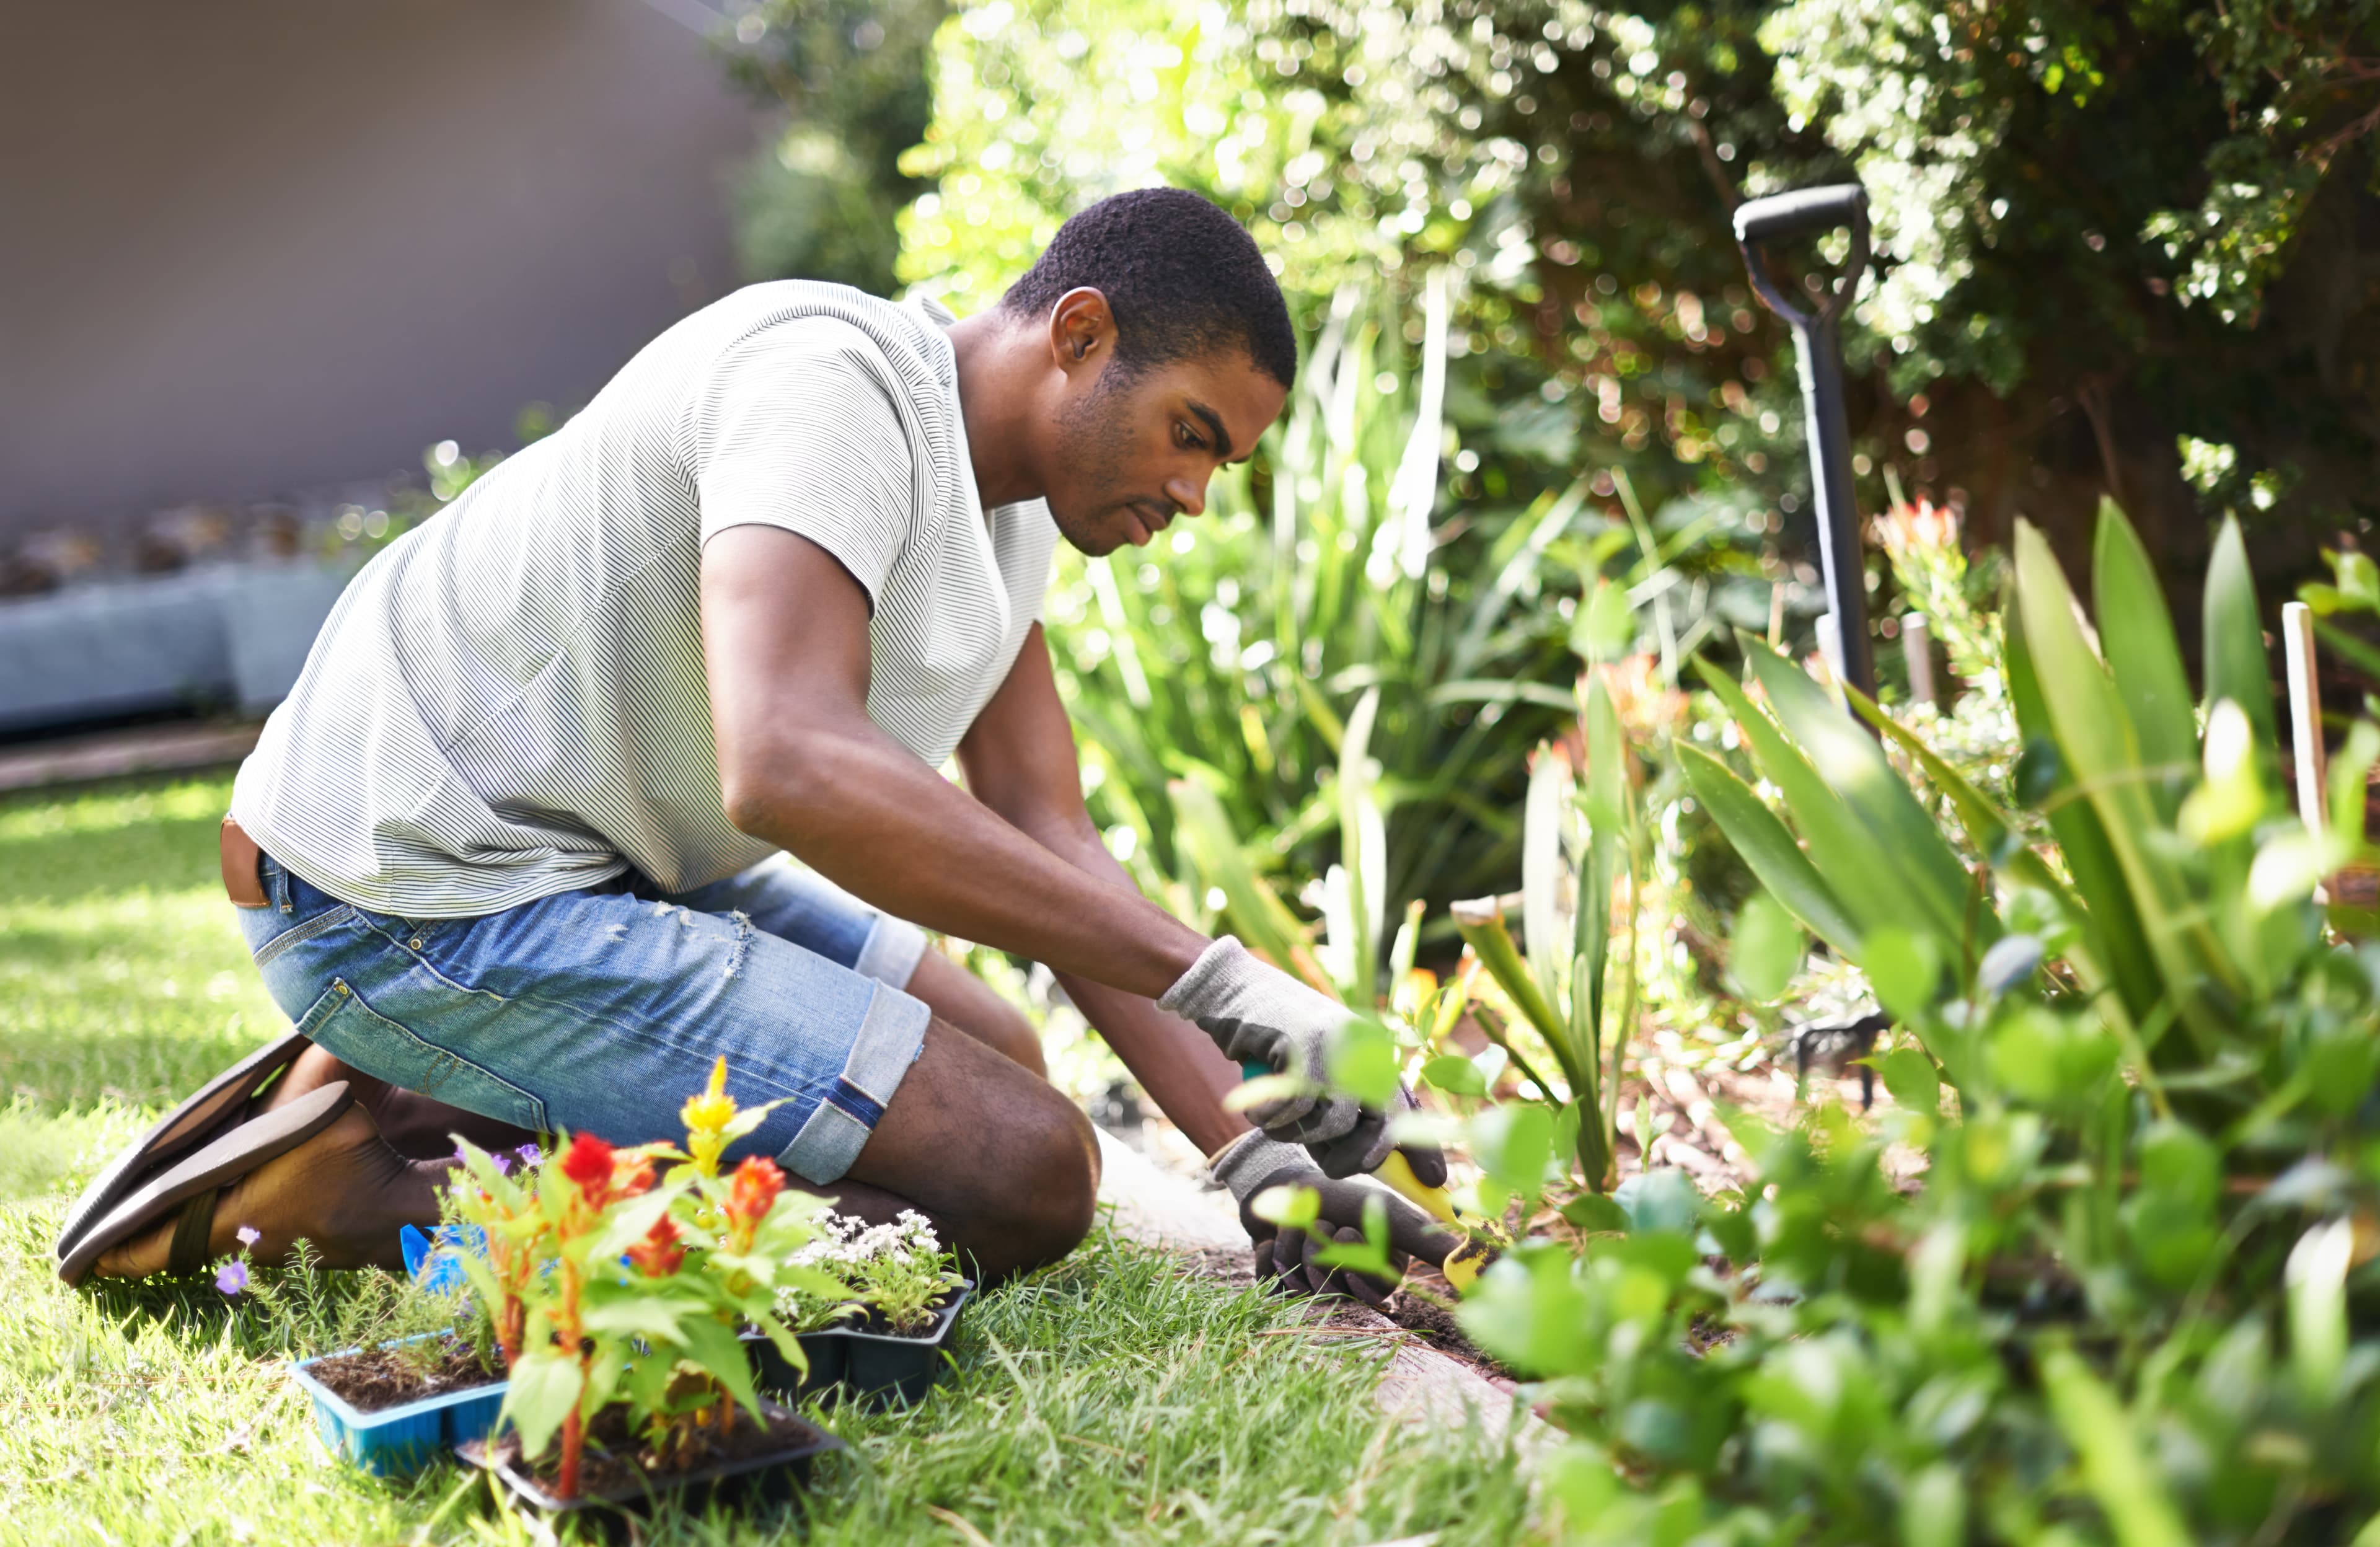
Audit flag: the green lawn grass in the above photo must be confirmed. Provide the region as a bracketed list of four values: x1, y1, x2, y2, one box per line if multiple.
[0, 771, 1533, 1546]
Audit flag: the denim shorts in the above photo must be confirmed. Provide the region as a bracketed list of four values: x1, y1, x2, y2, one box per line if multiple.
[232, 851, 932, 1184]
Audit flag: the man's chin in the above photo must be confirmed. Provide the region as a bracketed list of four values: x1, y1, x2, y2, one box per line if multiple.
[1051, 503, 1142, 557]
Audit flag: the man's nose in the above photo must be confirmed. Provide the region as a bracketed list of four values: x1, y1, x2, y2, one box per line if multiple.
[1163, 474, 1208, 518]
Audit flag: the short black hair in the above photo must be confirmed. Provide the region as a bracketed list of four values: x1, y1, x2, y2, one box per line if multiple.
[999, 188, 1297, 390]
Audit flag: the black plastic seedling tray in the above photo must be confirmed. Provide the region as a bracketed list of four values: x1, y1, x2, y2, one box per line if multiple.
[459, 1401, 841, 1535]
[746, 1280, 974, 1406]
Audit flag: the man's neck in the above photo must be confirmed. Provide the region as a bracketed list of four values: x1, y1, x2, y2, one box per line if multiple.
[946, 309, 1042, 510]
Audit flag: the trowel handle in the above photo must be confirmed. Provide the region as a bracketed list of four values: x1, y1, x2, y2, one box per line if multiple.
[1238, 1060, 1463, 1227]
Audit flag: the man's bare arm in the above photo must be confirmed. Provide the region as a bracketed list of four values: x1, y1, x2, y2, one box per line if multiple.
[955, 622, 1252, 1157]
[700, 525, 1207, 998]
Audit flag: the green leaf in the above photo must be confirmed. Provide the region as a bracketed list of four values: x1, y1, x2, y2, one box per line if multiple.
[1879, 1047, 1941, 1114]
[1447, 900, 1574, 1084]
[1693, 657, 1944, 953]
[1863, 929, 1943, 1022]
[2003, 612, 2164, 1029]
[581, 1296, 697, 1346]
[2288, 1219, 2355, 1405]
[504, 1349, 584, 1463]
[2203, 514, 2277, 754]
[1612, 1167, 1699, 1236]
[1729, 889, 1804, 1002]
[2040, 1347, 2193, 1547]
[1675, 744, 1860, 956]
[1251, 1183, 1321, 1232]
[1421, 1052, 1488, 1096]
[1743, 640, 1978, 947]
[1571, 578, 1635, 663]
[1558, 1192, 1628, 1233]
[1324, 1015, 1399, 1108]
[2093, 498, 2197, 798]
[1468, 1104, 1554, 1197]
[680, 1313, 767, 1421]
[1522, 747, 1574, 1019]
[2014, 521, 2234, 1051]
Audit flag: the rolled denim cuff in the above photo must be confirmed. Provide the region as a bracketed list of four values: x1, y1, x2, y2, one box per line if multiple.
[778, 979, 930, 1185]
[853, 913, 928, 989]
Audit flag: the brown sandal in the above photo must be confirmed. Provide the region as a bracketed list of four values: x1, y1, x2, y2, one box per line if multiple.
[53, 1030, 311, 1266]
[58, 1082, 355, 1287]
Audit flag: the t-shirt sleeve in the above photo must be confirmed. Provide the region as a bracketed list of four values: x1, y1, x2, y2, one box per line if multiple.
[692, 319, 915, 609]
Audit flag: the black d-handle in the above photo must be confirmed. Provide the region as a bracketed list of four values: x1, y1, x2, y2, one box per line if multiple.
[1734, 183, 1870, 328]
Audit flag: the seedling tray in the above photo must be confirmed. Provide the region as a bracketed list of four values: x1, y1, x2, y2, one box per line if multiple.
[747, 1280, 974, 1406]
[461, 1401, 841, 1532]
[288, 1335, 507, 1476]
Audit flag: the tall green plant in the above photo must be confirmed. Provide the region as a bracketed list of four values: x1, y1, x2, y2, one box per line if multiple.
[1466, 501, 2380, 1545]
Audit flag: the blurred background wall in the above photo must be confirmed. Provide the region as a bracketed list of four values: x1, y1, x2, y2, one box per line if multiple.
[0, 0, 770, 554]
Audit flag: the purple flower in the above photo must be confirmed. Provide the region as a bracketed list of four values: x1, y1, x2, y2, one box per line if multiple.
[493, 1153, 513, 1176]
[516, 1144, 542, 1168]
[236, 1225, 260, 1248]
[215, 1260, 249, 1296]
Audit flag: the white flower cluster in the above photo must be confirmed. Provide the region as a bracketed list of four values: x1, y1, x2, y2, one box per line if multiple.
[785, 1209, 943, 1271]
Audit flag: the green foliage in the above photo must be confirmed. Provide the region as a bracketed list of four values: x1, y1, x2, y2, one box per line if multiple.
[723, 0, 945, 291]
[1463, 503, 2380, 1543]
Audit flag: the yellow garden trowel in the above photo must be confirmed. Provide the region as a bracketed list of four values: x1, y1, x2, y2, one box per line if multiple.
[1243, 1059, 1488, 1291]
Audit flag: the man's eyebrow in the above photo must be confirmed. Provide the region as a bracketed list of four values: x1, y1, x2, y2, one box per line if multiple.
[1186, 400, 1235, 461]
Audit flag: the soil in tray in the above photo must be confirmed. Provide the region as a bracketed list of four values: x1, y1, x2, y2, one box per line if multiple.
[485, 1404, 826, 1499]
[304, 1336, 502, 1413]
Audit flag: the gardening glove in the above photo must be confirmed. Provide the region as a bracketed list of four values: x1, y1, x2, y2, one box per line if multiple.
[1161, 937, 1447, 1182]
[1210, 1130, 1459, 1308]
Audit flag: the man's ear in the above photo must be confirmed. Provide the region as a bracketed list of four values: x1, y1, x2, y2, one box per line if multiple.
[1047, 287, 1115, 377]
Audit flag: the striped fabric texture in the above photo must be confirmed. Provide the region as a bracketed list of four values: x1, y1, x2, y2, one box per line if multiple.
[232, 281, 1060, 918]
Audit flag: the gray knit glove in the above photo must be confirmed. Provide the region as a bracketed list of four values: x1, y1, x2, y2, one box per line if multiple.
[1160, 937, 1390, 1176]
[1210, 1131, 1457, 1306]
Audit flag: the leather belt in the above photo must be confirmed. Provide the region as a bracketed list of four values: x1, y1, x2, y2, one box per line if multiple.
[221, 816, 268, 907]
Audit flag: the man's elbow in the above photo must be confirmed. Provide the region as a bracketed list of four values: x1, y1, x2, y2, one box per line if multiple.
[718, 739, 836, 841]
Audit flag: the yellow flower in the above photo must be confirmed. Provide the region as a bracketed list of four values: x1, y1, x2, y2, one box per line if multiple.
[682, 1056, 738, 1176]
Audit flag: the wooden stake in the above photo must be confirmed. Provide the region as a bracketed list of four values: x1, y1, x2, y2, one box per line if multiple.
[1902, 613, 1937, 709]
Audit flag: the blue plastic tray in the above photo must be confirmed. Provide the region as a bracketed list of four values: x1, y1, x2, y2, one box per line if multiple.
[288, 1336, 508, 1476]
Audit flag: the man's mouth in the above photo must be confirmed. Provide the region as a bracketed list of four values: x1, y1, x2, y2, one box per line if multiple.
[1127, 503, 1173, 545]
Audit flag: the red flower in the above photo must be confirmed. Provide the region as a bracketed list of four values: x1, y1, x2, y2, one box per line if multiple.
[559, 1132, 617, 1205]
[627, 1215, 686, 1277]
[725, 1155, 785, 1240]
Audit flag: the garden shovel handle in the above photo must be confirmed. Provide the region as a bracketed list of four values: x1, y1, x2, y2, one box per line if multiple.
[1732, 182, 1877, 702]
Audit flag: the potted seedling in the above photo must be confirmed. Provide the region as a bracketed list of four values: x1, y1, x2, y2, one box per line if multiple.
[447, 1061, 852, 1520]
[754, 1208, 973, 1405]
[262, 1214, 522, 1474]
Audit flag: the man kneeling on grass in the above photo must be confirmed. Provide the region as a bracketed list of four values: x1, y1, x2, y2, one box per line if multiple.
[56, 189, 1453, 1301]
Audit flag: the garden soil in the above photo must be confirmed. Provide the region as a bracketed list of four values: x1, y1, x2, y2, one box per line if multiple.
[305, 1338, 497, 1413]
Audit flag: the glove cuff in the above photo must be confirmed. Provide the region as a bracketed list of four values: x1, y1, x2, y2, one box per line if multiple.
[1157, 935, 1253, 1020]
[1207, 1129, 1314, 1204]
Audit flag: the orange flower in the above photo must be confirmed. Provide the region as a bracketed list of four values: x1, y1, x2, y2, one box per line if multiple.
[724, 1155, 785, 1250]
[627, 1215, 686, 1277]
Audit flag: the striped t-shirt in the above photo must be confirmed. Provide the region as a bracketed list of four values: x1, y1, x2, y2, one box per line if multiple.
[232, 281, 1061, 917]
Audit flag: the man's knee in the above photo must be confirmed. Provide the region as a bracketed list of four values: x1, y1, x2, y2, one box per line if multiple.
[1002, 1086, 1101, 1269]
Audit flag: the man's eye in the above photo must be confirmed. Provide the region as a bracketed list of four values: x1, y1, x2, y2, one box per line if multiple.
[1176, 422, 1204, 451]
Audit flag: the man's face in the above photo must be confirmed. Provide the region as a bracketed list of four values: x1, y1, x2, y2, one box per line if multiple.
[1041, 347, 1288, 557]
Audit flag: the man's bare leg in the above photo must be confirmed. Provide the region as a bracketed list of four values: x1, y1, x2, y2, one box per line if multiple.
[902, 950, 1047, 1078]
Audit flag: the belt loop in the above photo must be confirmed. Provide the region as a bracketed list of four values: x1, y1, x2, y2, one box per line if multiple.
[272, 858, 293, 914]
